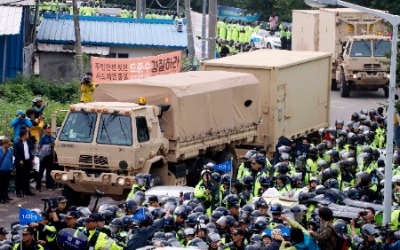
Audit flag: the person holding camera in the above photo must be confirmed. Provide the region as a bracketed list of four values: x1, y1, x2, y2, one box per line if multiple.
[80, 72, 97, 103]
[350, 207, 377, 236]
[10, 110, 32, 142]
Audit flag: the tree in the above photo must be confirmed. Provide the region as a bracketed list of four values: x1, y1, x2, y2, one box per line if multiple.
[272, 0, 310, 22]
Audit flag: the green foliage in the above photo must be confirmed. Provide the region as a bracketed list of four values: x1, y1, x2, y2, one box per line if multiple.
[0, 76, 80, 136]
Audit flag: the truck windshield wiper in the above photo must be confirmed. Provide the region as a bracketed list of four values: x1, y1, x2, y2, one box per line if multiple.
[101, 117, 112, 143]
[82, 112, 94, 136]
[118, 117, 129, 144]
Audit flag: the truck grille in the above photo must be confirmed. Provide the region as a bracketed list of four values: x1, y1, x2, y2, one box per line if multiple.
[79, 155, 108, 165]
[79, 155, 93, 163]
[364, 64, 381, 70]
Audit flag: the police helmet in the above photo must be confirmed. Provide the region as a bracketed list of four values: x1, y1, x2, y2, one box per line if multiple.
[324, 178, 339, 189]
[351, 112, 359, 121]
[345, 187, 359, 200]
[99, 210, 114, 224]
[110, 218, 123, 233]
[270, 203, 283, 214]
[317, 160, 329, 171]
[124, 199, 138, 214]
[221, 174, 231, 185]
[335, 119, 345, 126]
[173, 205, 189, 220]
[259, 176, 272, 188]
[211, 211, 224, 222]
[135, 173, 146, 187]
[239, 204, 254, 220]
[315, 185, 327, 195]
[243, 175, 255, 186]
[165, 232, 176, 240]
[254, 217, 268, 232]
[207, 232, 221, 243]
[211, 172, 221, 183]
[361, 223, 379, 237]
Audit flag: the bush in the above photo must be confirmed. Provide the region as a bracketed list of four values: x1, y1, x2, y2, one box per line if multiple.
[0, 76, 80, 137]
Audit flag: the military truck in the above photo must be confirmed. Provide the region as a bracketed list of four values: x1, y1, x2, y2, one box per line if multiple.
[292, 8, 391, 97]
[51, 71, 261, 205]
[200, 49, 332, 154]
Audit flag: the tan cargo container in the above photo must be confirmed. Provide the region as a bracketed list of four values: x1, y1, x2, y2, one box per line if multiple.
[292, 10, 320, 52]
[200, 49, 331, 152]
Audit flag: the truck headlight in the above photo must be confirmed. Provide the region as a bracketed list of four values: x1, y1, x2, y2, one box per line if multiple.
[117, 178, 125, 186]
[61, 174, 68, 181]
[387, 75, 390, 79]
[353, 74, 357, 79]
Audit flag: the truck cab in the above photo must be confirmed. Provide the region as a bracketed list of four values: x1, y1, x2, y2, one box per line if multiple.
[51, 101, 171, 204]
[337, 35, 391, 97]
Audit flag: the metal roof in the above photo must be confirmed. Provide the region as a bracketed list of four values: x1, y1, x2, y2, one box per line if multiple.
[0, 6, 22, 35]
[37, 14, 188, 49]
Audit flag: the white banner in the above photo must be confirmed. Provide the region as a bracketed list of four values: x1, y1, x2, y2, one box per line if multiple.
[190, 10, 209, 60]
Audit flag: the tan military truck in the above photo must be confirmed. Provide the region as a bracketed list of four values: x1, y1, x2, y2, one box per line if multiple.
[200, 49, 331, 154]
[51, 71, 261, 205]
[292, 8, 391, 97]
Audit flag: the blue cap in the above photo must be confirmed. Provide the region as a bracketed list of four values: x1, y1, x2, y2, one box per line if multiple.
[16, 110, 25, 116]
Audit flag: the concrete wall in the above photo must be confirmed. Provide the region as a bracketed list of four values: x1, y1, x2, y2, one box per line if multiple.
[39, 52, 75, 82]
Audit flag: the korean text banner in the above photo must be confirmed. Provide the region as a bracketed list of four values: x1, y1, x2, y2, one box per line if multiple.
[91, 51, 181, 83]
[217, 5, 260, 22]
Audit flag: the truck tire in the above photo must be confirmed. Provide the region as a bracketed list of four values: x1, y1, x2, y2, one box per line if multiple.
[340, 70, 350, 97]
[62, 186, 91, 207]
[267, 43, 272, 49]
[331, 79, 338, 91]
[384, 87, 389, 98]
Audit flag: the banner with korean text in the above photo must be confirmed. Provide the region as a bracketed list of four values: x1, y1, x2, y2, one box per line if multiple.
[91, 51, 181, 83]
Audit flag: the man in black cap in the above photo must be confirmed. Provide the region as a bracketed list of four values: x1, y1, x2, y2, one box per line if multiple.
[222, 229, 246, 250]
[97, 214, 111, 237]
[148, 195, 160, 208]
[76, 214, 123, 250]
[0, 227, 8, 241]
[29, 212, 57, 249]
[55, 196, 68, 215]
[13, 227, 44, 250]
[51, 210, 80, 232]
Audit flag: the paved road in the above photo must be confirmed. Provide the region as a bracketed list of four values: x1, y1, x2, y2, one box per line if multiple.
[0, 88, 391, 230]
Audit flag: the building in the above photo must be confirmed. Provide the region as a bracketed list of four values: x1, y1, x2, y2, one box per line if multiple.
[36, 13, 188, 82]
[0, 2, 34, 82]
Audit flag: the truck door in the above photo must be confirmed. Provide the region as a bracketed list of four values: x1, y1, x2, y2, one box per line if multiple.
[275, 83, 287, 136]
[134, 116, 161, 167]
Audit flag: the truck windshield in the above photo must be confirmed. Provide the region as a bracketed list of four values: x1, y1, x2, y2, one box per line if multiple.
[350, 41, 372, 57]
[97, 114, 133, 146]
[373, 40, 391, 57]
[59, 112, 97, 143]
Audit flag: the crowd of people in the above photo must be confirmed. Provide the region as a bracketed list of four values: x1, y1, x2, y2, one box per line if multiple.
[37, 0, 181, 19]
[0, 105, 399, 249]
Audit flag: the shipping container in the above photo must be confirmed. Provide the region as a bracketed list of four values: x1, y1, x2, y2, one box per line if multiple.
[201, 49, 331, 152]
[292, 10, 320, 52]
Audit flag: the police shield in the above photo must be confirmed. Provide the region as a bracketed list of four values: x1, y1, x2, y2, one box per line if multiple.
[57, 228, 88, 250]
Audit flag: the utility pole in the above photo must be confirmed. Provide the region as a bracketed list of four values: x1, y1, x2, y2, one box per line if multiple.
[136, 0, 142, 19]
[72, 0, 84, 77]
[184, 0, 195, 69]
[201, 0, 207, 60]
[208, 0, 217, 59]
[142, 0, 146, 17]
[177, 0, 179, 14]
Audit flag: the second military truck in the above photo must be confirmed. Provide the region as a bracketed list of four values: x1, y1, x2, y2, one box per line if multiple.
[292, 8, 391, 97]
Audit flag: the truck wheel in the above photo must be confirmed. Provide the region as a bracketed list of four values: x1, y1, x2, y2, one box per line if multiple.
[267, 43, 272, 49]
[340, 70, 350, 97]
[331, 79, 338, 91]
[62, 186, 91, 207]
[384, 87, 389, 98]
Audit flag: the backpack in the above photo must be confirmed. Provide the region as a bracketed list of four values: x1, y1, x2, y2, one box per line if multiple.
[332, 227, 352, 250]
